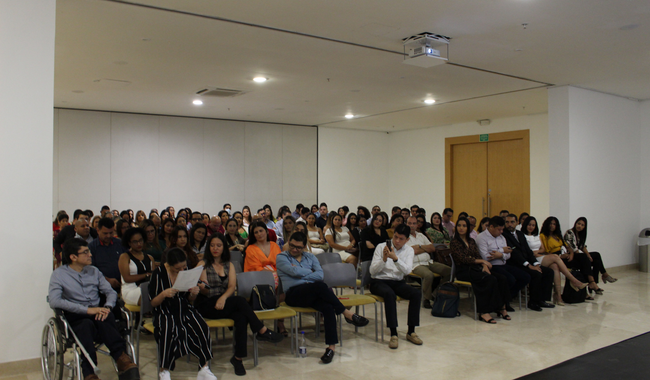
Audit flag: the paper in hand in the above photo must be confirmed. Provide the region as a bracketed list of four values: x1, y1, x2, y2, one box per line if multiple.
[172, 265, 204, 291]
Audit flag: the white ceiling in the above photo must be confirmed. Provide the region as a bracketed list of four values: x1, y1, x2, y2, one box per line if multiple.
[54, 0, 650, 132]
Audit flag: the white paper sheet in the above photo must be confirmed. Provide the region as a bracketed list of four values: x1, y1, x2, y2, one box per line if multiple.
[172, 265, 204, 291]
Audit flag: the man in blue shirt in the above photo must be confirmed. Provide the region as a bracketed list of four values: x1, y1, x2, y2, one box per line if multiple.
[49, 238, 139, 380]
[277, 232, 368, 364]
[88, 218, 126, 290]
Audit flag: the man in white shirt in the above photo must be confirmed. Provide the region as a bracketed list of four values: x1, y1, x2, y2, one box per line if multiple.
[442, 208, 455, 238]
[476, 216, 532, 311]
[406, 217, 451, 309]
[370, 224, 422, 349]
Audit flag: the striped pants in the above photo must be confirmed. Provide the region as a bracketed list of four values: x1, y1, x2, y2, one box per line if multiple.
[154, 308, 212, 370]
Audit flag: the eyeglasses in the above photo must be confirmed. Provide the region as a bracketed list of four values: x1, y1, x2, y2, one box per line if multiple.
[289, 244, 305, 251]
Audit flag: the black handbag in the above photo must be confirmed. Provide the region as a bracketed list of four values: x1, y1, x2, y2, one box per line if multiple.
[562, 270, 587, 304]
[250, 284, 276, 311]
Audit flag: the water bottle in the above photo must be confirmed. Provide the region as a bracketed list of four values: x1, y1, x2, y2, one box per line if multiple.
[299, 331, 307, 358]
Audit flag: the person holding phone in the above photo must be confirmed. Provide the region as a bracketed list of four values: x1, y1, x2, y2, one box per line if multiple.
[369, 224, 422, 349]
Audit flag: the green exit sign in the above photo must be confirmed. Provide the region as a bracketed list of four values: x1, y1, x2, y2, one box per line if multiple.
[479, 134, 489, 142]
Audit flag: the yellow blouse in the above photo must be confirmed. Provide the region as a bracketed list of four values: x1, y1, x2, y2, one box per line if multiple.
[539, 233, 563, 254]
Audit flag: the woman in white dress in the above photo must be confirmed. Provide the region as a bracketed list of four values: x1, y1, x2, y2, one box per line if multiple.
[306, 213, 327, 254]
[324, 214, 357, 267]
[522, 216, 585, 305]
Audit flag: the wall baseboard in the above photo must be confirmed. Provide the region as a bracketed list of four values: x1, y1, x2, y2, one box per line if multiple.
[0, 357, 40, 376]
[608, 263, 639, 273]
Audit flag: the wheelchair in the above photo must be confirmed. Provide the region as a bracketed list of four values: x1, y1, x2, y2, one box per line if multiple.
[41, 300, 137, 380]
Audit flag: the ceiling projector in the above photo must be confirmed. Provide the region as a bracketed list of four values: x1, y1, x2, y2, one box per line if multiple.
[402, 32, 450, 68]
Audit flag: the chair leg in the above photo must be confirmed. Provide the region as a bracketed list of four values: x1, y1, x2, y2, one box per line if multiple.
[314, 313, 320, 338]
[472, 289, 477, 321]
[519, 289, 522, 310]
[374, 303, 378, 342]
[253, 333, 258, 367]
[338, 315, 342, 347]
[380, 303, 384, 342]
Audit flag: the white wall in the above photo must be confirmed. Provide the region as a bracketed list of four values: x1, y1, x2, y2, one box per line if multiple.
[639, 100, 650, 230]
[318, 127, 390, 211]
[0, 0, 55, 364]
[53, 109, 317, 216]
[549, 86, 641, 267]
[388, 114, 550, 218]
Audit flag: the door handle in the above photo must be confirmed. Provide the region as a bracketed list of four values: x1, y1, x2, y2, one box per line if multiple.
[482, 197, 485, 217]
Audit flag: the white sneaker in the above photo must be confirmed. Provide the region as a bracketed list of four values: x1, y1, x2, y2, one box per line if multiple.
[197, 365, 217, 380]
[159, 370, 171, 380]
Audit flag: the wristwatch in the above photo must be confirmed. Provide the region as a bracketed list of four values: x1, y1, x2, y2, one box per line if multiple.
[393, 258, 398, 263]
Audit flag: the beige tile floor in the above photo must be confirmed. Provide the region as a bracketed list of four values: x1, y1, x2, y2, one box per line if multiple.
[10, 268, 650, 380]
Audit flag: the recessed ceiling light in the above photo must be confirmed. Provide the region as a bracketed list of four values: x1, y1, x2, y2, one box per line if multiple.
[424, 99, 436, 105]
[345, 114, 354, 119]
[253, 77, 267, 83]
[192, 100, 203, 106]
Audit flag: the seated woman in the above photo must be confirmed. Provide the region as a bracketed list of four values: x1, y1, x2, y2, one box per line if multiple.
[149, 248, 217, 380]
[516, 212, 529, 231]
[425, 212, 451, 245]
[358, 215, 368, 231]
[277, 215, 296, 248]
[293, 222, 314, 252]
[135, 210, 147, 227]
[242, 206, 252, 230]
[142, 220, 164, 263]
[218, 210, 230, 229]
[116, 219, 129, 239]
[91, 215, 101, 231]
[119, 228, 156, 305]
[159, 219, 175, 249]
[306, 213, 327, 254]
[450, 218, 510, 324]
[565, 217, 616, 292]
[232, 211, 249, 240]
[359, 213, 389, 262]
[477, 217, 490, 234]
[202, 213, 210, 226]
[160, 209, 170, 221]
[195, 234, 282, 376]
[189, 222, 208, 260]
[163, 226, 199, 269]
[244, 221, 287, 335]
[324, 214, 358, 267]
[386, 214, 404, 239]
[346, 213, 361, 248]
[224, 219, 246, 252]
[522, 216, 586, 305]
[176, 216, 187, 229]
[540, 217, 596, 299]
[378, 212, 390, 228]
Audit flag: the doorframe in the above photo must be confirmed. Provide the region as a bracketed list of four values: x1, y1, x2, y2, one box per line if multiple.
[445, 130, 530, 210]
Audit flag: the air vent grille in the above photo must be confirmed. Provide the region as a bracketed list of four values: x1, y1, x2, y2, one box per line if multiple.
[196, 87, 245, 97]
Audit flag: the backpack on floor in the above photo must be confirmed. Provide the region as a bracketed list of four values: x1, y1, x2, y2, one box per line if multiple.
[562, 270, 587, 304]
[431, 282, 461, 318]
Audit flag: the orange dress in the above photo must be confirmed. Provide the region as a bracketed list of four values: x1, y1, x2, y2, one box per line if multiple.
[244, 242, 281, 272]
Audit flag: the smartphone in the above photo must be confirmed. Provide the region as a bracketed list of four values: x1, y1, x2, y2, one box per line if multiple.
[386, 239, 392, 250]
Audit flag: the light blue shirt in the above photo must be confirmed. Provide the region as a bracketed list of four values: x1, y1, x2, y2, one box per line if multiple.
[475, 229, 511, 265]
[276, 251, 323, 292]
[48, 265, 117, 315]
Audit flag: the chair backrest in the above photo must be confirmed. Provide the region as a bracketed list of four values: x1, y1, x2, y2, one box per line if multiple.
[232, 261, 243, 273]
[317, 251, 342, 266]
[139, 281, 152, 315]
[230, 251, 244, 269]
[359, 260, 372, 288]
[322, 262, 357, 291]
[236, 271, 275, 301]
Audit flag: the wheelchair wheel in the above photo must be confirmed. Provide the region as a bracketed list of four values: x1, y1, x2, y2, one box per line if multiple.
[42, 318, 65, 380]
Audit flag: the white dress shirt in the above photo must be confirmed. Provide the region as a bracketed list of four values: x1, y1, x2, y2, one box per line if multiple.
[408, 232, 432, 268]
[475, 229, 510, 265]
[370, 242, 414, 281]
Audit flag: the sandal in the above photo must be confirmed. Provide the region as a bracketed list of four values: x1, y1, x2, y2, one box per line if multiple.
[603, 274, 618, 283]
[498, 312, 511, 321]
[585, 295, 595, 301]
[479, 314, 496, 324]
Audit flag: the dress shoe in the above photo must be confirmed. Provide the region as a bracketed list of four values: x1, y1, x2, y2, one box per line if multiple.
[538, 301, 555, 308]
[345, 314, 369, 327]
[406, 333, 423, 345]
[230, 356, 246, 376]
[321, 348, 334, 364]
[527, 302, 542, 312]
[256, 329, 284, 343]
[422, 299, 432, 309]
[388, 336, 399, 349]
[115, 352, 138, 374]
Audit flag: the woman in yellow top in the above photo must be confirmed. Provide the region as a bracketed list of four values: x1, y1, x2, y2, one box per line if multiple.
[540, 217, 595, 300]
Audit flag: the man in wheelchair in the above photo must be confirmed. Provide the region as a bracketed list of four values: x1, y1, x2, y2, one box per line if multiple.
[48, 238, 140, 380]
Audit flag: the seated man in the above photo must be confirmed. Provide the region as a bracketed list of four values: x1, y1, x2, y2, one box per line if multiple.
[370, 224, 422, 349]
[476, 216, 532, 311]
[49, 238, 139, 380]
[89, 218, 126, 290]
[405, 216, 451, 309]
[74, 218, 94, 244]
[54, 210, 97, 257]
[277, 232, 368, 364]
[503, 214, 555, 309]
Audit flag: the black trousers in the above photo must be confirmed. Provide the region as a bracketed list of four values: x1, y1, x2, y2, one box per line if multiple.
[285, 282, 345, 346]
[563, 253, 594, 278]
[369, 278, 421, 330]
[196, 296, 264, 358]
[456, 265, 510, 314]
[506, 263, 554, 303]
[64, 312, 126, 378]
[490, 265, 530, 300]
[588, 251, 606, 283]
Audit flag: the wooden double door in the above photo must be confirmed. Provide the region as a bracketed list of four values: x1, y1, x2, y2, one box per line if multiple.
[445, 130, 530, 220]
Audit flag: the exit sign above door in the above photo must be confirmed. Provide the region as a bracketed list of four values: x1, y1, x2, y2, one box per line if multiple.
[479, 134, 489, 142]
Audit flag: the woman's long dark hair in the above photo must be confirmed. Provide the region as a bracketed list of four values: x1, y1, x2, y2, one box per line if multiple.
[477, 217, 490, 233]
[327, 214, 342, 243]
[242, 206, 252, 225]
[571, 217, 588, 249]
[366, 213, 385, 238]
[189, 222, 207, 251]
[540, 217, 564, 242]
[430, 212, 443, 232]
[521, 216, 539, 236]
[379, 212, 390, 227]
[248, 221, 269, 245]
[142, 220, 162, 249]
[453, 217, 471, 245]
[225, 219, 243, 247]
[346, 213, 358, 230]
[203, 233, 231, 266]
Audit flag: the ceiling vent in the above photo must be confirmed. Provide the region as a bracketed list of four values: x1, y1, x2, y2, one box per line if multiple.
[195, 87, 246, 97]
